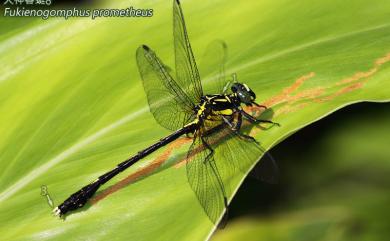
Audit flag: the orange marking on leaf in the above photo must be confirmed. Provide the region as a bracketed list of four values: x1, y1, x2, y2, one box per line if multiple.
[336, 68, 378, 86]
[375, 52, 390, 66]
[284, 51, 390, 110]
[275, 103, 309, 116]
[317, 81, 366, 102]
[285, 87, 325, 104]
[262, 72, 316, 107]
[283, 72, 315, 95]
[336, 52, 390, 86]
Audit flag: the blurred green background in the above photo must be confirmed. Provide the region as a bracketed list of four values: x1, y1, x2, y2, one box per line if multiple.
[214, 102, 390, 241]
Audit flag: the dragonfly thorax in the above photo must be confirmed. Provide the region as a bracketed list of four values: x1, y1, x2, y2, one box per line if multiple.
[193, 94, 239, 122]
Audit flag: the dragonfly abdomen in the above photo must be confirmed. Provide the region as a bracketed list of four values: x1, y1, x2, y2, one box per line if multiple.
[53, 122, 197, 217]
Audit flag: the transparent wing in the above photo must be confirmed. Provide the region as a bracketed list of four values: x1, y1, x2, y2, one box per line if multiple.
[186, 132, 228, 223]
[136, 45, 195, 131]
[173, 0, 203, 104]
[186, 115, 268, 223]
[250, 151, 280, 184]
[206, 114, 265, 177]
[199, 40, 228, 95]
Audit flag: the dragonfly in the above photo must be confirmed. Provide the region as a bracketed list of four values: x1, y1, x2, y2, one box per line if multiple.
[53, 0, 279, 224]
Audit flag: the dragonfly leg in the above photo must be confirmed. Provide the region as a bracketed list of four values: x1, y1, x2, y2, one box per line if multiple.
[222, 114, 259, 144]
[252, 101, 268, 109]
[233, 111, 242, 131]
[240, 109, 280, 126]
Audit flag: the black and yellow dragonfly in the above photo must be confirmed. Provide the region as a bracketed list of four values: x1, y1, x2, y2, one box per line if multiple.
[54, 0, 279, 224]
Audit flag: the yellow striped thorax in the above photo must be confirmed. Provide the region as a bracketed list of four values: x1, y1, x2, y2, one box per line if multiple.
[185, 94, 239, 126]
[185, 80, 258, 128]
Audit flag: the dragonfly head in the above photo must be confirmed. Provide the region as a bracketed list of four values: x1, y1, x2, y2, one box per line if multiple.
[231, 82, 256, 106]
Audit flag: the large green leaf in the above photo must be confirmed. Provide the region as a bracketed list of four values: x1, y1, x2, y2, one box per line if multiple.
[0, 0, 389, 240]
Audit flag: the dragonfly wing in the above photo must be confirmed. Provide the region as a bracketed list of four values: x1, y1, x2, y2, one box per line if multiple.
[136, 45, 195, 131]
[186, 132, 228, 224]
[205, 115, 265, 181]
[199, 40, 228, 95]
[173, 0, 203, 104]
[250, 151, 280, 184]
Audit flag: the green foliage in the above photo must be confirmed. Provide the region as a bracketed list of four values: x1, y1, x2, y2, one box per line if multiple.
[0, 0, 389, 240]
